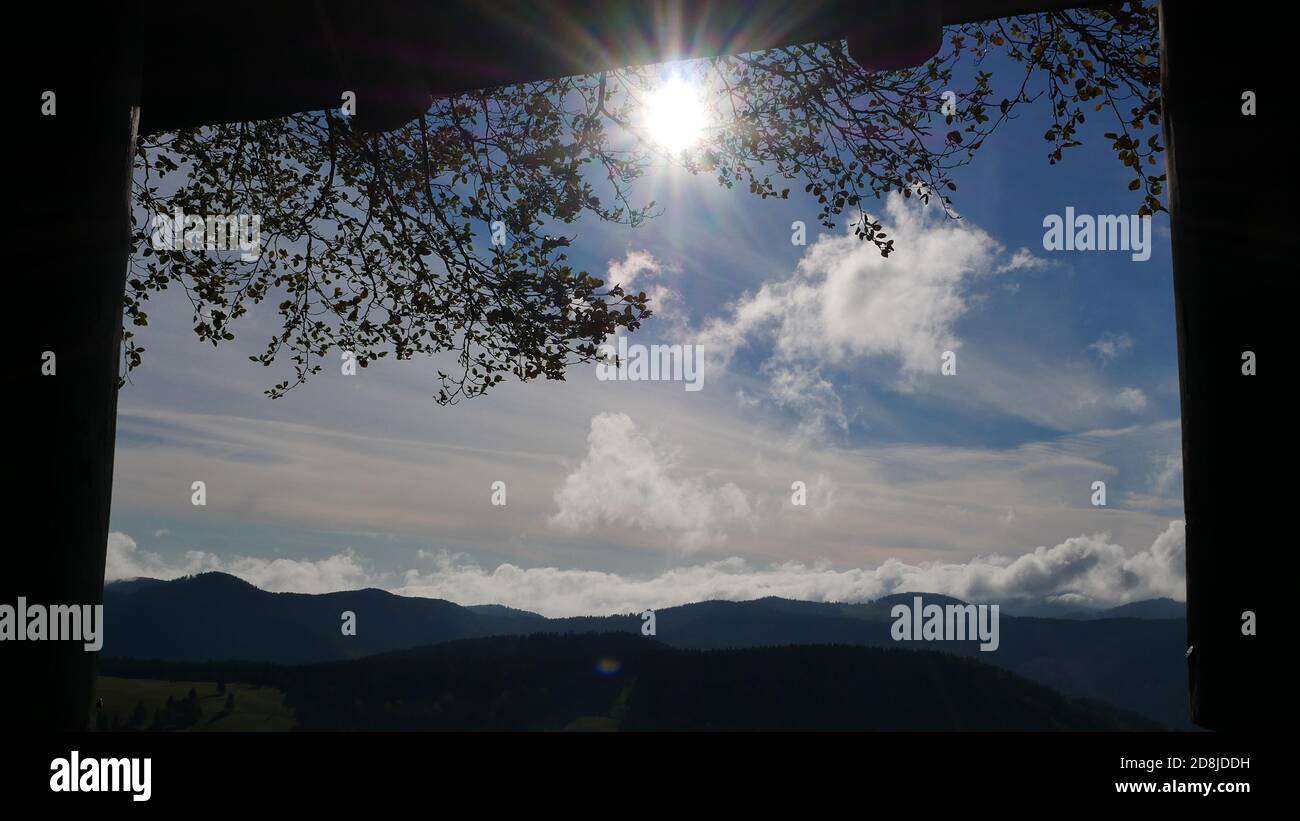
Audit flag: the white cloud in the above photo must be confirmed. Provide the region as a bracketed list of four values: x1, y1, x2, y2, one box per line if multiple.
[1079, 386, 1149, 413]
[605, 249, 690, 337]
[107, 520, 1185, 617]
[702, 194, 1042, 377]
[107, 531, 193, 581]
[1150, 454, 1183, 495]
[696, 193, 1050, 432]
[606, 248, 662, 291]
[550, 413, 751, 550]
[1113, 387, 1149, 412]
[764, 365, 849, 436]
[106, 531, 378, 593]
[403, 519, 1185, 614]
[1087, 332, 1134, 365]
[113, 403, 1182, 574]
[995, 247, 1055, 274]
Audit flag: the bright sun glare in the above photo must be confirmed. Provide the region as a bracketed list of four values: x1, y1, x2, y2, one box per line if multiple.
[642, 76, 708, 154]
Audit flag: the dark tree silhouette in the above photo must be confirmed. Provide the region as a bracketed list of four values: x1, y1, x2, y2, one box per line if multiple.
[124, 4, 1159, 401]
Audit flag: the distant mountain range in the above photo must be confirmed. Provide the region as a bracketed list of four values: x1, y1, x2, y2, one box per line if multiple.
[996, 596, 1185, 620]
[102, 572, 1192, 728]
[1070, 598, 1186, 619]
[100, 633, 1163, 731]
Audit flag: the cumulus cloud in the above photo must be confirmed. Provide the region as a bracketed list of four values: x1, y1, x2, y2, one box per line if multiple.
[398, 520, 1186, 614]
[995, 247, 1055, 275]
[550, 413, 751, 550]
[606, 249, 662, 291]
[108, 521, 1185, 617]
[696, 193, 1049, 433]
[107, 531, 195, 581]
[106, 531, 378, 593]
[604, 249, 690, 336]
[702, 194, 1040, 376]
[1088, 331, 1134, 365]
[1113, 387, 1149, 412]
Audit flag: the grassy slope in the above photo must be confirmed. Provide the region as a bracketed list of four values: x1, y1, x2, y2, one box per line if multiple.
[94, 676, 296, 732]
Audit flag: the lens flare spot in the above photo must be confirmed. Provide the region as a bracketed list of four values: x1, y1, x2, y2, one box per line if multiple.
[595, 656, 622, 676]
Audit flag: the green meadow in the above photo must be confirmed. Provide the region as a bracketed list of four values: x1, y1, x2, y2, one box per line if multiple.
[94, 676, 295, 732]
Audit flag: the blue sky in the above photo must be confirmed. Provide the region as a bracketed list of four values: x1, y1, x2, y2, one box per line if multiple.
[108, 49, 1186, 616]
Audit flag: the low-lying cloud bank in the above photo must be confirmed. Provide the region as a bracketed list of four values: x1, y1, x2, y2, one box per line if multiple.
[107, 519, 1184, 617]
[106, 532, 376, 594]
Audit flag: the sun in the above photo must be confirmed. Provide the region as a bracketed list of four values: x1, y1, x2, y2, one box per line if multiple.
[641, 76, 709, 154]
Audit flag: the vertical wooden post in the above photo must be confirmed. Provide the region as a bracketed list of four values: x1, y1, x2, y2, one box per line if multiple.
[14, 6, 141, 731]
[1160, 0, 1279, 729]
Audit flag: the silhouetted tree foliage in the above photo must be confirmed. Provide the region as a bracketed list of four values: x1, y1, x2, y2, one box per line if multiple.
[145, 690, 203, 730]
[126, 2, 1159, 401]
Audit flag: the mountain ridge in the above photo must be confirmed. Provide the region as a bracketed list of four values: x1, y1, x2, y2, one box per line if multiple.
[102, 571, 1191, 727]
